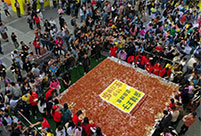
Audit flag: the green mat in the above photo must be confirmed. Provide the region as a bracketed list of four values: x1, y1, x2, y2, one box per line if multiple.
[29, 56, 106, 134]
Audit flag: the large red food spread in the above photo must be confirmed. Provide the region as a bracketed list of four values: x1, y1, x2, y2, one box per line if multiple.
[59, 58, 179, 136]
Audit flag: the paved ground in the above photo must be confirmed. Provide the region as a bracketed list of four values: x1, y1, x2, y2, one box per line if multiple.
[0, 7, 82, 87]
[0, 5, 200, 136]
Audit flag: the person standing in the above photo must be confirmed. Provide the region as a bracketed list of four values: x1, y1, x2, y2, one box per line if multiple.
[15, 0, 21, 17]
[59, 14, 65, 29]
[61, 103, 72, 124]
[49, 79, 60, 96]
[0, 12, 2, 22]
[2, 0, 11, 16]
[27, 13, 34, 30]
[75, 121, 82, 136]
[0, 22, 8, 42]
[170, 106, 180, 126]
[82, 54, 90, 74]
[62, 71, 71, 89]
[33, 15, 41, 29]
[110, 45, 117, 57]
[29, 91, 39, 119]
[178, 112, 197, 136]
[37, 97, 47, 117]
[0, 38, 4, 54]
[53, 0, 57, 8]
[153, 110, 172, 135]
[53, 108, 62, 127]
[40, 0, 45, 11]
[33, 37, 41, 56]
[11, 32, 19, 48]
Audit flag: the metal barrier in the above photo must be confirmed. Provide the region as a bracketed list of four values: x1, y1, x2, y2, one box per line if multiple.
[17, 111, 43, 136]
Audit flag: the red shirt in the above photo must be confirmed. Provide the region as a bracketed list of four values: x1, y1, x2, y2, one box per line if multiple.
[135, 55, 142, 64]
[45, 88, 54, 101]
[180, 14, 187, 25]
[145, 65, 154, 73]
[168, 103, 176, 110]
[33, 40, 40, 48]
[153, 64, 162, 75]
[127, 56, 135, 64]
[141, 56, 148, 65]
[82, 123, 96, 136]
[29, 91, 38, 106]
[110, 47, 117, 57]
[42, 118, 51, 129]
[155, 46, 163, 52]
[53, 111, 61, 122]
[33, 16, 40, 23]
[159, 68, 171, 78]
[91, 0, 95, 6]
[72, 114, 82, 125]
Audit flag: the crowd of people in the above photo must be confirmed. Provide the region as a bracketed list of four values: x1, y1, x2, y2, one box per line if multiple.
[0, 0, 201, 136]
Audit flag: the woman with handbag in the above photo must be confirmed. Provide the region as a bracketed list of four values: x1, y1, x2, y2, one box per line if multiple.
[0, 22, 8, 42]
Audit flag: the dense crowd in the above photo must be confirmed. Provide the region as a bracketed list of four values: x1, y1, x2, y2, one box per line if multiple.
[0, 0, 201, 136]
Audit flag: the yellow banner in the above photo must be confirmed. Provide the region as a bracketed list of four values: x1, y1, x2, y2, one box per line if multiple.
[10, 0, 25, 15]
[100, 80, 145, 113]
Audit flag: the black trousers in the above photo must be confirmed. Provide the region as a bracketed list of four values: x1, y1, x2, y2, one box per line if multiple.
[0, 41, 3, 53]
[56, 121, 61, 128]
[17, 8, 21, 17]
[35, 48, 41, 55]
[84, 66, 89, 73]
[4, 10, 10, 16]
[36, 23, 41, 29]
[29, 22, 33, 29]
[95, 51, 101, 60]
[32, 105, 38, 117]
[179, 124, 189, 135]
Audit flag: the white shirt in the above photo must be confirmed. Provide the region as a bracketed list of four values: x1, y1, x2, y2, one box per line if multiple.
[67, 127, 75, 136]
[56, 127, 66, 136]
[171, 110, 180, 122]
[186, 58, 197, 68]
[49, 20, 56, 26]
[38, 101, 47, 113]
[10, 99, 18, 109]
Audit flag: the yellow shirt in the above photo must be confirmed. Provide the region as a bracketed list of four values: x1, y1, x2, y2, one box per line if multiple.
[47, 133, 54, 136]
[22, 93, 31, 104]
